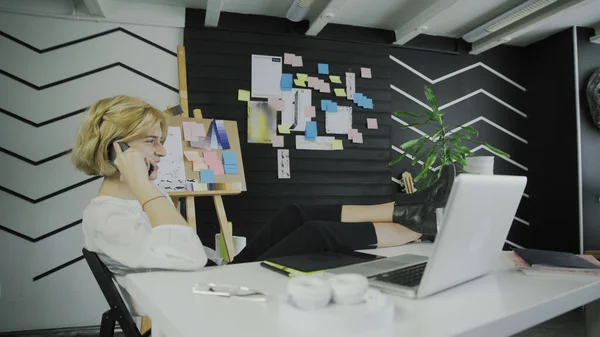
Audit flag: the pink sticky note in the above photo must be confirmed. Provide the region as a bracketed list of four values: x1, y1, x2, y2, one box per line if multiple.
[307, 77, 318, 88]
[367, 118, 378, 129]
[291, 55, 303, 67]
[211, 163, 225, 175]
[268, 98, 284, 111]
[192, 160, 207, 172]
[271, 135, 284, 147]
[182, 123, 196, 142]
[191, 123, 205, 137]
[320, 81, 331, 93]
[284, 53, 295, 65]
[361, 67, 372, 78]
[183, 151, 200, 162]
[304, 106, 316, 118]
[347, 128, 353, 140]
[352, 132, 363, 144]
[203, 151, 219, 166]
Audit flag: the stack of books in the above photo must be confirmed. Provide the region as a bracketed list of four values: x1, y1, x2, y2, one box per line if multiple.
[513, 248, 600, 276]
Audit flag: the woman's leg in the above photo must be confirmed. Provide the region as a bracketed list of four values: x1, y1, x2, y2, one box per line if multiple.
[341, 202, 395, 223]
[232, 203, 342, 263]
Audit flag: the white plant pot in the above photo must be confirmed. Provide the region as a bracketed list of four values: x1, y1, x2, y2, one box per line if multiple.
[464, 156, 495, 175]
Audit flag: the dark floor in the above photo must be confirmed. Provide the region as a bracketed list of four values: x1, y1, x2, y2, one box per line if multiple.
[0, 309, 586, 336]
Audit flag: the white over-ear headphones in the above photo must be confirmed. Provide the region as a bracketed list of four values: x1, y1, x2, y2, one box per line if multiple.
[287, 274, 369, 310]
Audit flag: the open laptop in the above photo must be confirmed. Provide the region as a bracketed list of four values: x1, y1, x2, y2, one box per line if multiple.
[327, 173, 527, 298]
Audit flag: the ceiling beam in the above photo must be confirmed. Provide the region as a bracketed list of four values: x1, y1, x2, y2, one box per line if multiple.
[82, 0, 107, 17]
[470, 0, 586, 55]
[393, 0, 462, 45]
[306, 0, 349, 36]
[204, 0, 223, 27]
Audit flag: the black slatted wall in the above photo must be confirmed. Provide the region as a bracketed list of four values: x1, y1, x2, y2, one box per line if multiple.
[185, 10, 393, 247]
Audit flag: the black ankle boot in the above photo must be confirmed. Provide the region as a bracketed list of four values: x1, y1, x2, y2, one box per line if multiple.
[392, 165, 456, 241]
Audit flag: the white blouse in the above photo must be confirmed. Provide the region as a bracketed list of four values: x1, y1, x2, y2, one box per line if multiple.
[82, 191, 223, 276]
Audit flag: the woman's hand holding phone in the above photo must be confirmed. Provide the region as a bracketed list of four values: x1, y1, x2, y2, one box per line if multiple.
[112, 143, 152, 185]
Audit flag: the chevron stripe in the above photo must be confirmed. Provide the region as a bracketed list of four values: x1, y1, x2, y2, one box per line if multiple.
[0, 64, 178, 92]
[0, 176, 100, 203]
[505, 240, 525, 249]
[0, 220, 81, 243]
[514, 216, 530, 226]
[389, 55, 526, 92]
[390, 84, 527, 118]
[0, 147, 72, 165]
[391, 114, 528, 145]
[33, 255, 84, 282]
[0, 107, 86, 127]
[0, 28, 176, 56]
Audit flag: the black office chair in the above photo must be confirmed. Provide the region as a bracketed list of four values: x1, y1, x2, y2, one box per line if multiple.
[82, 248, 151, 337]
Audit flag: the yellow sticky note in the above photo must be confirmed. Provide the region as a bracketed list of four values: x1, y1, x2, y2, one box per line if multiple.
[278, 125, 291, 134]
[238, 89, 250, 102]
[296, 73, 309, 81]
[329, 75, 342, 84]
[334, 88, 347, 97]
[332, 139, 343, 150]
[294, 79, 306, 87]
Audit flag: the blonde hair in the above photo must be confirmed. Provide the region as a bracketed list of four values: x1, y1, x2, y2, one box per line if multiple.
[72, 95, 168, 176]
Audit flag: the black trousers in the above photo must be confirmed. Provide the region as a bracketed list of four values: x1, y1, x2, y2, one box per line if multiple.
[230, 204, 378, 264]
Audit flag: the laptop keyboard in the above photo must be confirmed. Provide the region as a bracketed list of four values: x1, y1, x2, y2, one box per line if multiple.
[369, 262, 427, 287]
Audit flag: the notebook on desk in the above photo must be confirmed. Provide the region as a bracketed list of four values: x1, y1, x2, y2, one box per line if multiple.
[260, 251, 384, 277]
[514, 248, 600, 270]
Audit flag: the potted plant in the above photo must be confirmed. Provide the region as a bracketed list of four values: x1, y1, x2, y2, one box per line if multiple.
[389, 86, 510, 189]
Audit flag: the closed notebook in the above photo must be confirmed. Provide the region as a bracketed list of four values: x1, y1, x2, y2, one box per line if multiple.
[261, 251, 383, 277]
[514, 248, 600, 270]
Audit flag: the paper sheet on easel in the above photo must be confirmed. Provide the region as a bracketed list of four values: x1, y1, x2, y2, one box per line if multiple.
[155, 127, 187, 191]
[251, 55, 282, 99]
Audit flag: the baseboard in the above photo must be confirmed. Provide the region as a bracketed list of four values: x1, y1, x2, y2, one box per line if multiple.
[0, 325, 122, 337]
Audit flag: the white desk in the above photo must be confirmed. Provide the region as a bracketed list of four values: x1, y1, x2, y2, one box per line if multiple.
[124, 243, 600, 337]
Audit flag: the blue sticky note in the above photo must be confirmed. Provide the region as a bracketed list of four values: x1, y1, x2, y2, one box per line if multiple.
[222, 152, 237, 165]
[321, 99, 331, 111]
[305, 121, 317, 140]
[327, 101, 338, 113]
[224, 164, 238, 174]
[354, 92, 364, 104]
[364, 98, 374, 109]
[281, 73, 293, 90]
[200, 169, 215, 183]
[318, 63, 329, 75]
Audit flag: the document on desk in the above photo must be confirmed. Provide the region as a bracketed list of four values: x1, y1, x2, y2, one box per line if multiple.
[251, 55, 282, 99]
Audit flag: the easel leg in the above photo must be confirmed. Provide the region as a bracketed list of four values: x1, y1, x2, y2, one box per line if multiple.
[586, 298, 600, 337]
[185, 196, 197, 233]
[141, 317, 151, 335]
[213, 195, 235, 262]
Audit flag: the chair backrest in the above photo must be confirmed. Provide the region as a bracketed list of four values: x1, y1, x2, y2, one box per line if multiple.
[82, 248, 143, 337]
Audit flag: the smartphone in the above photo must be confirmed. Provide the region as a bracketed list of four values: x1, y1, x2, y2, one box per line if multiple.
[108, 141, 154, 176]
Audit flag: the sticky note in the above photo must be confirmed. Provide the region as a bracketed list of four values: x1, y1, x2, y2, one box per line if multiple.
[224, 164, 239, 174]
[327, 101, 338, 113]
[321, 100, 332, 111]
[184, 151, 201, 162]
[281, 73, 293, 90]
[334, 88, 346, 97]
[182, 123, 196, 142]
[222, 152, 237, 165]
[307, 77, 318, 88]
[367, 118, 378, 129]
[318, 63, 329, 75]
[352, 128, 359, 137]
[192, 160, 207, 171]
[347, 129, 353, 140]
[271, 135, 284, 147]
[200, 169, 215, 183]
[190, 139, 205, 148]
[361, 67, 372, 78]
[193, 183, 208, 191]
[203, 151, 219, 165]
[294, 79, 306, 87]
[292, 55, 303, 67]
[305, 121, 317, 140]
[353, 92, 364, 104]
[329, 75, 342, 84]
[238, 89, 250, 102]
[320, 81, 331, 93]
[190, 123, 205, 138]
[278, 125, 291, 134]
[268, 98, 284, 111]
[211, 163, 225, 175]
[352, 132, 363, 144]
[364, 98, 374, 109]
[296, 73, 308, 82]
[332, 139, 343, 150]
[284, 53, 295, 65]
[304, 106, 316, 118]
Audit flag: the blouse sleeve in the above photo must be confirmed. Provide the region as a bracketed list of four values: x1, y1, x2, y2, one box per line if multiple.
[83, 201, 208, 271]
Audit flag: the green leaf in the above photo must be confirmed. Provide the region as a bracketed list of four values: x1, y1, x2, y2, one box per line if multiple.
[453, 132, 471, 139]
[450, 153, 468, 166]
[410, 142, 426, 161]
[389, 151, 409, 166]
[484, 144, 510, 158]
[461, 126, 479, 135]
[393, 111, 423, 118]
[413, 146, 434, 165]
[424, 86, 438, 111]
[414, 167, 429, 182]
[449, 137, 461, 145]
[400, 138, 422, 150]
[399, 121, 430, 129]
[454, 145, 473, 155]
[423, 151, 439, 172]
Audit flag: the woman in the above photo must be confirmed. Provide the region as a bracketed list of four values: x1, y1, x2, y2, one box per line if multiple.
[73, 95, 454, 274]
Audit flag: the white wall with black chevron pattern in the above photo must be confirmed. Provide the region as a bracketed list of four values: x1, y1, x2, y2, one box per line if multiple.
[0, 12, 182, 331]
